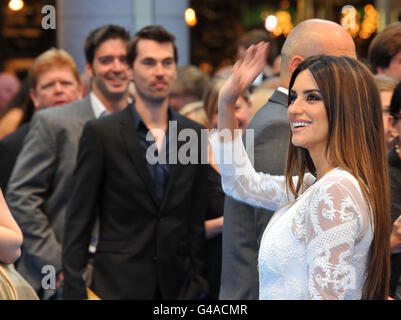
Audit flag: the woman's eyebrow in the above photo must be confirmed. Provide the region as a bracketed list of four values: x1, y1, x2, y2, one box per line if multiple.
[302, 89, 321, 94]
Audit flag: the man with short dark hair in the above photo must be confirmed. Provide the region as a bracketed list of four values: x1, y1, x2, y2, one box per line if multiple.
[6, 24, 131, 299]
[63, 25, 208, 300]
[368, 22, 401, 80]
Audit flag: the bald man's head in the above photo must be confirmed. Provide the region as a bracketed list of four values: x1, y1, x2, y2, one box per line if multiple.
[280, 19, 356, 87]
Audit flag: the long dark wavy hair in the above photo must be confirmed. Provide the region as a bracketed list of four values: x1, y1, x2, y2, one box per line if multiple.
[285, 55, 391, 300]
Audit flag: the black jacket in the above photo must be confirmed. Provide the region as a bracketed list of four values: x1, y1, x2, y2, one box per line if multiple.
[63, 104, 208, 299]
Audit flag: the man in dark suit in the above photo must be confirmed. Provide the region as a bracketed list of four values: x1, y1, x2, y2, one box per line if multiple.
[219, 19, 358, 300]
[0, 48, 82, 193]
[6, 24, 131, 299]
[63, 25, 208, 300]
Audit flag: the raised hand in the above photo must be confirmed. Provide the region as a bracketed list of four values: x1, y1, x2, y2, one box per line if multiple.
[217, 41, 269, 133]
[219, 42, 269, 106]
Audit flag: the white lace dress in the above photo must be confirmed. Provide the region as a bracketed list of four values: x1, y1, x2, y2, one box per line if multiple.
[210, 133, 373, 300]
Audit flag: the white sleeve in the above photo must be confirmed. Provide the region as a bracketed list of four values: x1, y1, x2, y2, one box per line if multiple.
[305, 177, 369, 300]
[209, 130, 297, 211]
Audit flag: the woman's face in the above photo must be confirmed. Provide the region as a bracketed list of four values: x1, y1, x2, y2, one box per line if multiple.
[233, 96, 252, 130]
[287, 69, 329, 156]
[211, 95, 252, 130]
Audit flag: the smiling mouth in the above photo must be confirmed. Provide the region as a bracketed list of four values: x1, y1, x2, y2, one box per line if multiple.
[292, 121, 311, 129]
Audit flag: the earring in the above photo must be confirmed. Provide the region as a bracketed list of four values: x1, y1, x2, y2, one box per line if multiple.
[395, 137, 400, 154]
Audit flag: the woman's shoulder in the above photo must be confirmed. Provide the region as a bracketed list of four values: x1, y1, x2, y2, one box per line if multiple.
[310, 167, 368, 213]
[300, 168, 365, 210]
[299, 168, 362, 198]
[325, 167, 362, 191]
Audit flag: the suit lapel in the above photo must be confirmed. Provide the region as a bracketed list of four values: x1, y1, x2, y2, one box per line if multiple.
[73, 96, 96, 128]
[119, 107, 160, 207]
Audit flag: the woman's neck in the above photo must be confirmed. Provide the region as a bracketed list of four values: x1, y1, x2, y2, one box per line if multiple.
[309, 148, 336, 180]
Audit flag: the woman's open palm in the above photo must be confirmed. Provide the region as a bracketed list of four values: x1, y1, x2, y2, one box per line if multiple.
[220, 42, 269, 102]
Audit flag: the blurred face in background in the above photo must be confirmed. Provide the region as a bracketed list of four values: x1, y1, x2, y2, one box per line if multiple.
[86, 38, 130, 102]
[0, 73, 20, 111]
[392, 113, 401, 154]
[30, 67, 82, 109]
[379, 51, 401, 81]
[380, 90, 398, 153]
[211, 95, 252, 131]
[169, 90, 197, 112]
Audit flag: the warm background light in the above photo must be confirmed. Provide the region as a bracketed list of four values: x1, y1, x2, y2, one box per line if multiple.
[272, 11, 293, 37]
[265, 15, 278, 32]
[185, 8, 197, 27]
[8, 0, 24, 11]
[359, 4, 379, 39]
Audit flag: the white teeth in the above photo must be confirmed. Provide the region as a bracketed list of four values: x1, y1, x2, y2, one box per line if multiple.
[293, 122, 310, 128]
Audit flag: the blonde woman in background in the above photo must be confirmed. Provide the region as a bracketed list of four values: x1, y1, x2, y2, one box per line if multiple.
[203, 76, 252, 132]
[0, 188, 38, 300]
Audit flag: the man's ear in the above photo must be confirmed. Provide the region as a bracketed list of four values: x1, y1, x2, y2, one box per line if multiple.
[289, 55, 305, 73]
[29, 89, 41, 110]
[85, 62, 94, 78]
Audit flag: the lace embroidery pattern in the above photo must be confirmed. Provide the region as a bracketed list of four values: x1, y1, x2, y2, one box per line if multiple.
[306, 181, 361, 299]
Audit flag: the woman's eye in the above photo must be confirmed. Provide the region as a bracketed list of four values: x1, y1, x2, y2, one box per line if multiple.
[289, 94, 297, 102]
[307, 94, 322, 101]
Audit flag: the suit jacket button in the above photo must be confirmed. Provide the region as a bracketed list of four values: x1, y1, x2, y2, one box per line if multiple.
[152, 256, 158, 262]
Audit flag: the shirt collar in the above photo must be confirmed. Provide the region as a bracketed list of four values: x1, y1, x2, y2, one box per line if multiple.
[89, 92, 108, 119]
[277, 86, 289, 96]
[90, 92, 132, 118]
